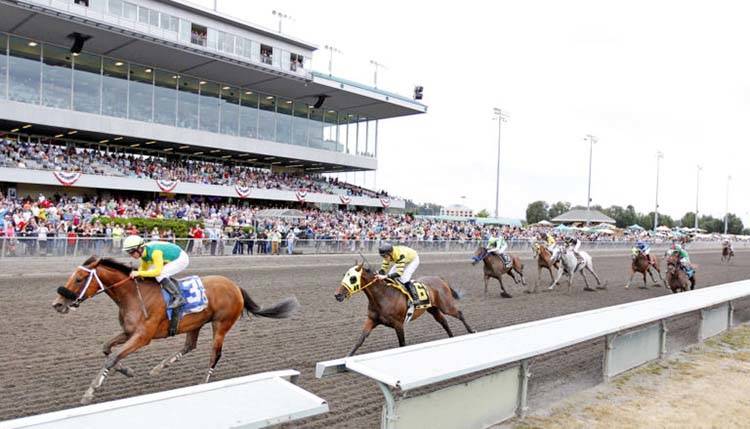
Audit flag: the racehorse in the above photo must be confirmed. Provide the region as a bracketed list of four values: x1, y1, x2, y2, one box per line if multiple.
[471, 246, 526, 298]
[665, 254, 695, 293]
[548, 245, 607, 292]
[528, 242, 559, 293]
[721, 244, 734, 264]
[625, 251, 665, 289]
[51, 256, 299, 405]
[334, 262, 475, 356]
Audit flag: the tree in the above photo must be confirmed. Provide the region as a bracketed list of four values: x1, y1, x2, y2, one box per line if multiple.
[725, 213, 744, 235]
[548, 201, 571, 219]
[476, 209, 490, 218]
[525, 201, 549, 224]
[680, 212, 696, 228]
[698, 215, 722, 233]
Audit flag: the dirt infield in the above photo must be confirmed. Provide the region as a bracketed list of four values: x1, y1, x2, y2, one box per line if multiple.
[1, 249, 749, 427]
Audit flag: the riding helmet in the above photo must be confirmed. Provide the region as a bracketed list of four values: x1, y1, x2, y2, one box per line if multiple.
[378, 242, 394, 256]
[123, 235, 145, 252]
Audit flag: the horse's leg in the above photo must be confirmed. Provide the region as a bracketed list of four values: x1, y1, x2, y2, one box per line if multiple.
[395, 324, 406, 347]
[483, 275, 489, 296]
[647, 267, 658, 284]
[348, 317, 377, 357]
[581, 270, 595, 292]
[549, 266, 565, 290]
[151, 329, 200, 376]
[205, 320, 232, 383]
[515, 263, 527, 286]
[102, 332, 135, 378]
[498, 276, 512, 298]
[82, 333, 151, 405]
[585, 264, 606, 289]
[427, 308, 454, 338]
[625, 267, 636, 289]
[530, 265, 541, 293]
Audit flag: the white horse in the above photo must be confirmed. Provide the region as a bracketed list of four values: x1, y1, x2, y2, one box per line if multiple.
[548, 245, 607, 292]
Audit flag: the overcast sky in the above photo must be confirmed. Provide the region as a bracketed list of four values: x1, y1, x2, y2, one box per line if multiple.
[195, 0, 750, 225]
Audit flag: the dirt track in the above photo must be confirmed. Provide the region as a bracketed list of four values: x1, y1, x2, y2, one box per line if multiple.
[1, 249, 749, 427]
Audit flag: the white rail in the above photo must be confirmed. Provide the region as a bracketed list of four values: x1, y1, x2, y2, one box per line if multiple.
[317, 280, 750, 428]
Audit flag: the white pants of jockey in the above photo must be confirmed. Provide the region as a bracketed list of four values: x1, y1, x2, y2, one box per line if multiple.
[148, 251, 190, 282]
[388, 255, 420, 283]
[487, 244, 507, 255]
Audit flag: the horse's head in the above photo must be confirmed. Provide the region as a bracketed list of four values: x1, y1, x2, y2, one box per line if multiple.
[52, 257, 102, 314]
[335, 262, 368, 302]
[471, 246, 487, 265]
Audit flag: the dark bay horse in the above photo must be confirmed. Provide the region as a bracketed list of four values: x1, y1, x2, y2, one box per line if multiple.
[471, 246, 526, 298]
[625, 251, 664, 289]
[529, 242, 558, 293]
[52, 257, 299, 405]
[721, 244, 734, 264]
[665, 254, 695, 293]
[334, 262, 475, 356]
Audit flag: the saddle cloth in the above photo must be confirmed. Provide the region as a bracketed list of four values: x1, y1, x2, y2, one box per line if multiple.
[385, 279, 432, 310]
[161, 276, 209, 320]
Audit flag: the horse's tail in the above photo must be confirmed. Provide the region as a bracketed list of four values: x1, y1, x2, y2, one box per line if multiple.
[438, 276, 463, 300]
[240, 288, 299, 319]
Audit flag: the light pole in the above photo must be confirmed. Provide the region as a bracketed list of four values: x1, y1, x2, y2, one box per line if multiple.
[654, 151, 663, 231]
[492, 108, 509, 218]
[272, 10, 292, 33]
[724, 175, 732, 234]
[324, 45, 342, 76]
[369, 60, 386, 88]
[694, 165, 702, 230]
[584, 134, 598, 224]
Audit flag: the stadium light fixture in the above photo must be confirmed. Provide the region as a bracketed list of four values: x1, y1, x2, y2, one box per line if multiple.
[272, 10, 293, 34]
[67, 130, 77, 135]
[492, 108, 510, 218]
[22, 124, 31, 129]
[324, 45, 342, 76]
[145, 68, 152, 73]
[210, 149, 221, 153]
[10, 128, 19, 133]
[193, 151, 204, 155]
[114, 61, 124, 67]
[99, 139, 109, 143]
[583, 134, 597, 223]
[145, 140, 156, 145]
[179, 145, 189, 149]
[114, 136, 123, 141]
[27, 41, 38, 47]
[654, 151, 663, 231]
[163, 148, 173, 152]
[369, 60, 387, 88]
[130, 143, 140, 148]
[54, 133, 64, 138]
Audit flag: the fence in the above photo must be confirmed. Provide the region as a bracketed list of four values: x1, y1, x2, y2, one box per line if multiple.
[316, 280, 750, 428]
[0, 236, 732, 258]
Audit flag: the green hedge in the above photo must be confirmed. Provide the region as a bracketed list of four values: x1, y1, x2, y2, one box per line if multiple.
[96, 217, 203, 238]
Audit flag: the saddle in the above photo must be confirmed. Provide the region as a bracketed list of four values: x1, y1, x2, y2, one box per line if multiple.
[161, 276, 209, 336]
[500, 254, 513, 268]
[384, 278, 432, 323]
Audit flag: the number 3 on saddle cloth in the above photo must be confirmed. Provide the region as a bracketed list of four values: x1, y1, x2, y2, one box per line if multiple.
[385, 278, 432, 323]
[162, 276, 209, 336]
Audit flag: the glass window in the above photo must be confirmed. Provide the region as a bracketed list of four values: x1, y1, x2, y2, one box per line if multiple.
[239, 90, 258, 138]
[73, 52, 101, 114]
[179, 19, 190, 43]
[191, 23, 207, 47]
[260, 44, 273, 65]
[177, 75, 199, 129]
[198, 81, 219, 133]
[137, 6, 149, 24]
[309, 109, 324, 149]
[8, 36, 41, 104]
[101, 58, 127, 118]
[0, 35, 8, 99]
[123, 2, 137, 20]
[337, 112, 349, 149]
[217, 32, 235, 54]
[324, 110, 339, 151]
[236, 37, 252, 58]
[292, 103, 309, 146]
[357, 116, 366, 155]
[89, 0, 106, 12]
[149, 9, 159, 27]
[258, 94, 275, 141]
[154, 69, 176, 126]
[276, 98, 292, 144]
[289, 53, 304, 72]
[367, 120, 377, 157]
[128, 64, 153, 122]
[161, 14, 178, 32]
[41, 44, 72, 109]
[347, 114, 357, 154]
[219, 85, 239, 136]
[108, 0, 123, 17]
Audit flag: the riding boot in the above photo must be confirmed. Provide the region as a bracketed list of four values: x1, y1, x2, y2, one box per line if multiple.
[404, 281, 419, 302]
[160, 277, 186, 309]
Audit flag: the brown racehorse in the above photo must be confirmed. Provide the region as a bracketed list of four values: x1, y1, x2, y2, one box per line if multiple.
[625, 251, 665, 289]
[529, 242, 558, 293]
[51, 257, 299, 405]
[721, 245, 734, 264]
[665, 254, 695, 293]
[471, 246, 526, 298]
[334, 262, 475, 356]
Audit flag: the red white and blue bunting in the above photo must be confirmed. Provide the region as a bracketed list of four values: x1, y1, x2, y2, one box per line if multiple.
[339, 195, 351, 205]
[52, 171, 82, 187]
[155, 179, 179, 193]
[235, 185, 252, 199]
[380, 197, 391, 208]
[295, 190, 307, 202]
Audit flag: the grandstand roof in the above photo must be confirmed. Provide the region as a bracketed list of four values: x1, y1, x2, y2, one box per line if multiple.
[551, 209, 616, 224]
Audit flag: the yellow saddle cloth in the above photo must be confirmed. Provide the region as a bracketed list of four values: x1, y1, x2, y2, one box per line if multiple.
[385, 279, 432, 310]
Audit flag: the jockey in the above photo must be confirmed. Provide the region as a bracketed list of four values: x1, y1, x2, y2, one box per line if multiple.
[123, 235, 188, 309]
[486, 229, 510, 266]
[564, 236, 582, 259]
[632, 240, 650, 258]
[545, 232, 557, 250]
[670, 243, 692, 273]
[377, 242, 420, 302]
[724, 239, 734, 253]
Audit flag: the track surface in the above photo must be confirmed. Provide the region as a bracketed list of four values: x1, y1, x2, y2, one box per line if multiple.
[1, 249, 748, 427]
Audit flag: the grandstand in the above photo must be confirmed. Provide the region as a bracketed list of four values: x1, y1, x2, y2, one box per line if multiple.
[0, 0, 426, 209]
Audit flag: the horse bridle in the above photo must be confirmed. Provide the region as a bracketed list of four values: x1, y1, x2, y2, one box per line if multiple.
[57, 265, 132, 308]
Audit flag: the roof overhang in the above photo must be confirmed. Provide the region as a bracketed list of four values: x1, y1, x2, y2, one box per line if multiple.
[0, 1, 426, 120]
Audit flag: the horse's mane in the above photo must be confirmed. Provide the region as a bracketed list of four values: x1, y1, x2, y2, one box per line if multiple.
[84, 256, 132, 275]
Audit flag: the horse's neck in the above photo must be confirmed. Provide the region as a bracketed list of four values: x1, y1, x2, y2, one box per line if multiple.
[362, 279, 401, 308]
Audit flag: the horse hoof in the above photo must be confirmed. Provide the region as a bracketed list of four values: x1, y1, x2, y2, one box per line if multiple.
[149, 367, 162, 377]
[501, 293, 512, 298]
[81, 394, 94, 405]
[120, 366, 135, 377]
[596, 286, 607, 290]
[584, 287, 596, 292]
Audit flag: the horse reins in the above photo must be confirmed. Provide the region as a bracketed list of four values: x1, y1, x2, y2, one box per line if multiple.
[59, 266, 133, 308]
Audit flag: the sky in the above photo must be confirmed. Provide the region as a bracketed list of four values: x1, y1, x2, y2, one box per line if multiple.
[192, 0, 750, 225]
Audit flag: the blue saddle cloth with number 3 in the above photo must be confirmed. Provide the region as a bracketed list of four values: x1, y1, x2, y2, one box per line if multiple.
[161, 276, 209, 320]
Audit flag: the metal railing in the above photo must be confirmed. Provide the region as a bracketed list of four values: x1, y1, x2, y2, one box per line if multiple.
[0, 237, 733, 258]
